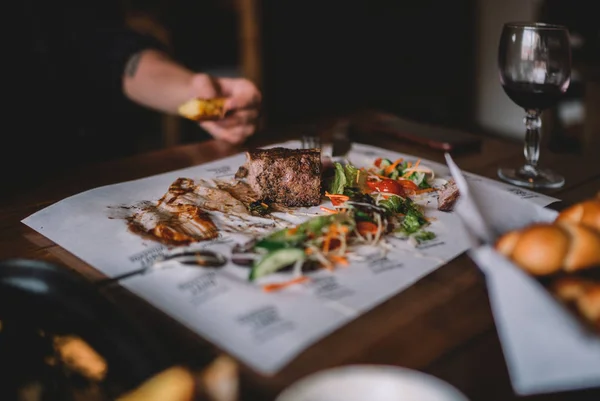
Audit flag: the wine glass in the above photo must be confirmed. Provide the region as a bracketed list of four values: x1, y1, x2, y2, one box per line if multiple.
[497, 22, 571, 189]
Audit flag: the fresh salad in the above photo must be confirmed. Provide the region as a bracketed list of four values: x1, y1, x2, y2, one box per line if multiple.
[244, 157, 439, 292]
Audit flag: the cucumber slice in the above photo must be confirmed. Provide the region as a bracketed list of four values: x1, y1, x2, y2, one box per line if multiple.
[254, 239, 289, 251]
[261, 215, 335, 247]
[379, 158, 392, 168]
[249, 248, 306, 281]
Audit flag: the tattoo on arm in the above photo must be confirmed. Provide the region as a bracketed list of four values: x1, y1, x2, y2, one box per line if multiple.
[124, 52, 143, 77]
[124, 50, 171, 78]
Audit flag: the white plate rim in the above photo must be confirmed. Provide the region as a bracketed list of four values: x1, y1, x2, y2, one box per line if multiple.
[275, 364, 470, 401]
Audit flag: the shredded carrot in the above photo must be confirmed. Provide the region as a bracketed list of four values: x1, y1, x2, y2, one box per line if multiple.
[330, 255, 349, 266]
[384, 158, 404, 175]
[325, 192, 350, 201]
[321, 224, 346, 254]
[262, 276, 310, 292]
[322, 224, 336, 252]
[323, 233, 332, 252]
[320, 206, 338, 213]
[403, 159, 424, 177]
[325, 192, 350, 206]
[414, 187, 434, 194]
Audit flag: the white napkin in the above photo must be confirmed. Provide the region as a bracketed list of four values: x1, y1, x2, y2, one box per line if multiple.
[445, 154, 600, 396]
[470, 247, 600, 395]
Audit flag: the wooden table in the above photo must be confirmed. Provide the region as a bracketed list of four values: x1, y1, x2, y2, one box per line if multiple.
[1, 111, 599, 401]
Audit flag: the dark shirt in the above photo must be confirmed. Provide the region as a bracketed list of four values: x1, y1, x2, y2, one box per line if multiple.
[8, 1, 167, 189]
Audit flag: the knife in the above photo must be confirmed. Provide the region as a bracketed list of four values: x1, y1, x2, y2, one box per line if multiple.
[95, 250, 227, 288]
[444, 153, 496, 245]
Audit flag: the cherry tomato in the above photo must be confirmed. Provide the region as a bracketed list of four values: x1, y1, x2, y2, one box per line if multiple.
[366, 179, 406, 196]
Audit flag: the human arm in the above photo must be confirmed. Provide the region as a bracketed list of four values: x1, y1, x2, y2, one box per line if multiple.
[67, 0, 261, 144]
[122, 50, 262, 144]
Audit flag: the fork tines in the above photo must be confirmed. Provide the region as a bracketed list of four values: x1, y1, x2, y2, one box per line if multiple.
[301, 135, 321, 150]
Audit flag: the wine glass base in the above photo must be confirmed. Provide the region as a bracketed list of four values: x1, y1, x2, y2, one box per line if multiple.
[497, 166, 565, 189]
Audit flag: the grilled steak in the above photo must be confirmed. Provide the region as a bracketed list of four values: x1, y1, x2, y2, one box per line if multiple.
[437, 179, 460, 212]
[238, 147, 322, 207]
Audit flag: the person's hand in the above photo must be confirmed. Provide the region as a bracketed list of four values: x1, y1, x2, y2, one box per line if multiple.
[189, 73, 261, 145]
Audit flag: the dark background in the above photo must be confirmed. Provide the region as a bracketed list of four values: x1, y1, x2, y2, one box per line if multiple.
[122, 0, 597, 151]
[259, 1, 476, 127]
[125, 0, 476, 147]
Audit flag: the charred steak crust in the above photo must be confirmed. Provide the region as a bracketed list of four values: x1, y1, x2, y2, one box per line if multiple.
[243, 147, 322, 207]
[235, 166, 248, 179]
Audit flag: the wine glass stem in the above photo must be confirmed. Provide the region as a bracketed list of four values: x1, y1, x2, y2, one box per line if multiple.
[523, 110, 542, 171]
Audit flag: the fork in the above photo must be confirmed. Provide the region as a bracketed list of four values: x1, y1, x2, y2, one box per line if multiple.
[301, 135, 321, 150]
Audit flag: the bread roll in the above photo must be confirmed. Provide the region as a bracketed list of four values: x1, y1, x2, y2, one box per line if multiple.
[495, 221, 600, 276]
[552, 277, 600, 329]
[578, 285, 600, 326]
[178, 97, 226, 121]
[556, 199, 600, 233]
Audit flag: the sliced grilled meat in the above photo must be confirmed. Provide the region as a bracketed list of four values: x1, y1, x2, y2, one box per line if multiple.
[437, 179, 460, 212]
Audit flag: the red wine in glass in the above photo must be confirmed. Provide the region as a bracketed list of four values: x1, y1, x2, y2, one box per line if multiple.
[502, 82, 566, 111]
[497, 22, 571, 189]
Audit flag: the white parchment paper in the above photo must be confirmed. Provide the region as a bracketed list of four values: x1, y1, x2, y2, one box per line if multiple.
[22, 141, 558, 375]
